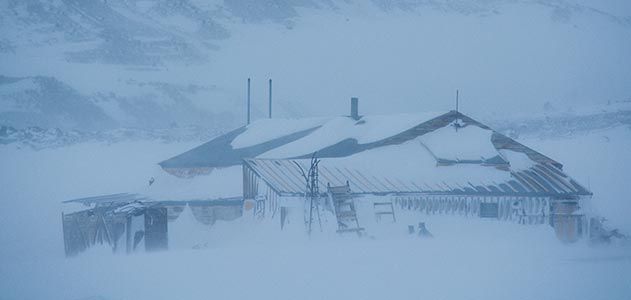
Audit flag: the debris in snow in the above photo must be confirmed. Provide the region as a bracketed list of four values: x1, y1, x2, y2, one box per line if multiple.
[417, 222, 433, 238]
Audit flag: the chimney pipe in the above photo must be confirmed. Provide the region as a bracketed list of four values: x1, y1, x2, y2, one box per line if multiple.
[268, 79, 272, 119]
[247, 78, 251, 125]
[351, 97, 359, 120]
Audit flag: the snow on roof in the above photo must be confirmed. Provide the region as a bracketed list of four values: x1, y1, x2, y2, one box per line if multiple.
[259, 113, 438, 159]
[63, 166, 244, 205]
[244, 135, 591, 197]
[231, 117, 326, 149]
[139, 166, 242, 201]
[500, 149, 536, 171]
[63, 193, 149, 204]
[159, 125, 319, 172]
[243, 140, 495, 196]
[246, 159, 589, 197]
[418, 120, 499, 163]
[328, 137, 510, 187]
[160, 111, 564, 197]
[160, 111, 445, 172]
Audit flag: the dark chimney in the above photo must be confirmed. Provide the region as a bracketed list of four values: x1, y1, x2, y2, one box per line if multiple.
[351, 97, 359, 120]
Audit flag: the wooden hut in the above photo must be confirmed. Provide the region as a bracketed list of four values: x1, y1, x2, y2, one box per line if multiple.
[61, 194, 242, 256]
[141, 102, 593, 242]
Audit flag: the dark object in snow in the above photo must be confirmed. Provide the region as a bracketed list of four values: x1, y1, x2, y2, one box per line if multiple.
[192, 242, 209, 250]
[148, 177, 155, 186]
[418, 222, 433, 238]
[589, 217, 627, 245]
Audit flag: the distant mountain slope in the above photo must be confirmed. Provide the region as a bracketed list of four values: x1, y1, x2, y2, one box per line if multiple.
[0, 0, 629, 131]
[0, 75, 235, 131]
[2, 0, 228, 64]
[490, 101, 631, 139]
[0, 75, 116, 130]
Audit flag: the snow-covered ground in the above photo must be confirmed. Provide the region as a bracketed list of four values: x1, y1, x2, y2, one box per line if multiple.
[1, 119, 630, 300]
[4, 216, 631, 300]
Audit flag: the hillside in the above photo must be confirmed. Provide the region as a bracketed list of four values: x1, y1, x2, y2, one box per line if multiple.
[1, 0, 630, 132]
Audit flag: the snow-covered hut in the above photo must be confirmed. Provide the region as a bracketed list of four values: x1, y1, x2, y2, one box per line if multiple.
[160, 103, 592, 242]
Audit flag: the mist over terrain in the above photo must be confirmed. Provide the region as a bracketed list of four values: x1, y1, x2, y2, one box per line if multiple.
[1, 1, 631, 300]
[1, 0, 630, 133]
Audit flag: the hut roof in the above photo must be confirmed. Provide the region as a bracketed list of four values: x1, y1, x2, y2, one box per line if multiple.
[160, 111, 563, 176]
[64, 193, 243, 207]
[243, 148, 590, 198]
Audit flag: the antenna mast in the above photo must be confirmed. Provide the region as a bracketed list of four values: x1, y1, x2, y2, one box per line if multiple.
[295, 153, 322, 236]
[268, 79, 272, 119]
[456, 89, 459, 113]
[247, 78, 251, 125]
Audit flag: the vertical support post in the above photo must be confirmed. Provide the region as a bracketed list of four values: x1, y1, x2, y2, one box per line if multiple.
[126, 215, 132, 254]
[247, 78, 251, 125]
[268, 79, 272, 119]
[62, 212, 68, 257]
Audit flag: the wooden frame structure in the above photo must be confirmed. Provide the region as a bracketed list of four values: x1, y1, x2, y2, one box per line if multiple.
[62, 194, 243, 257]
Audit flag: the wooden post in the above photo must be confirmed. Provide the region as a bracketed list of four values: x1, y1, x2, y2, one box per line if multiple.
[126, 215, 132, 254]
[61, 212, 68, 257]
